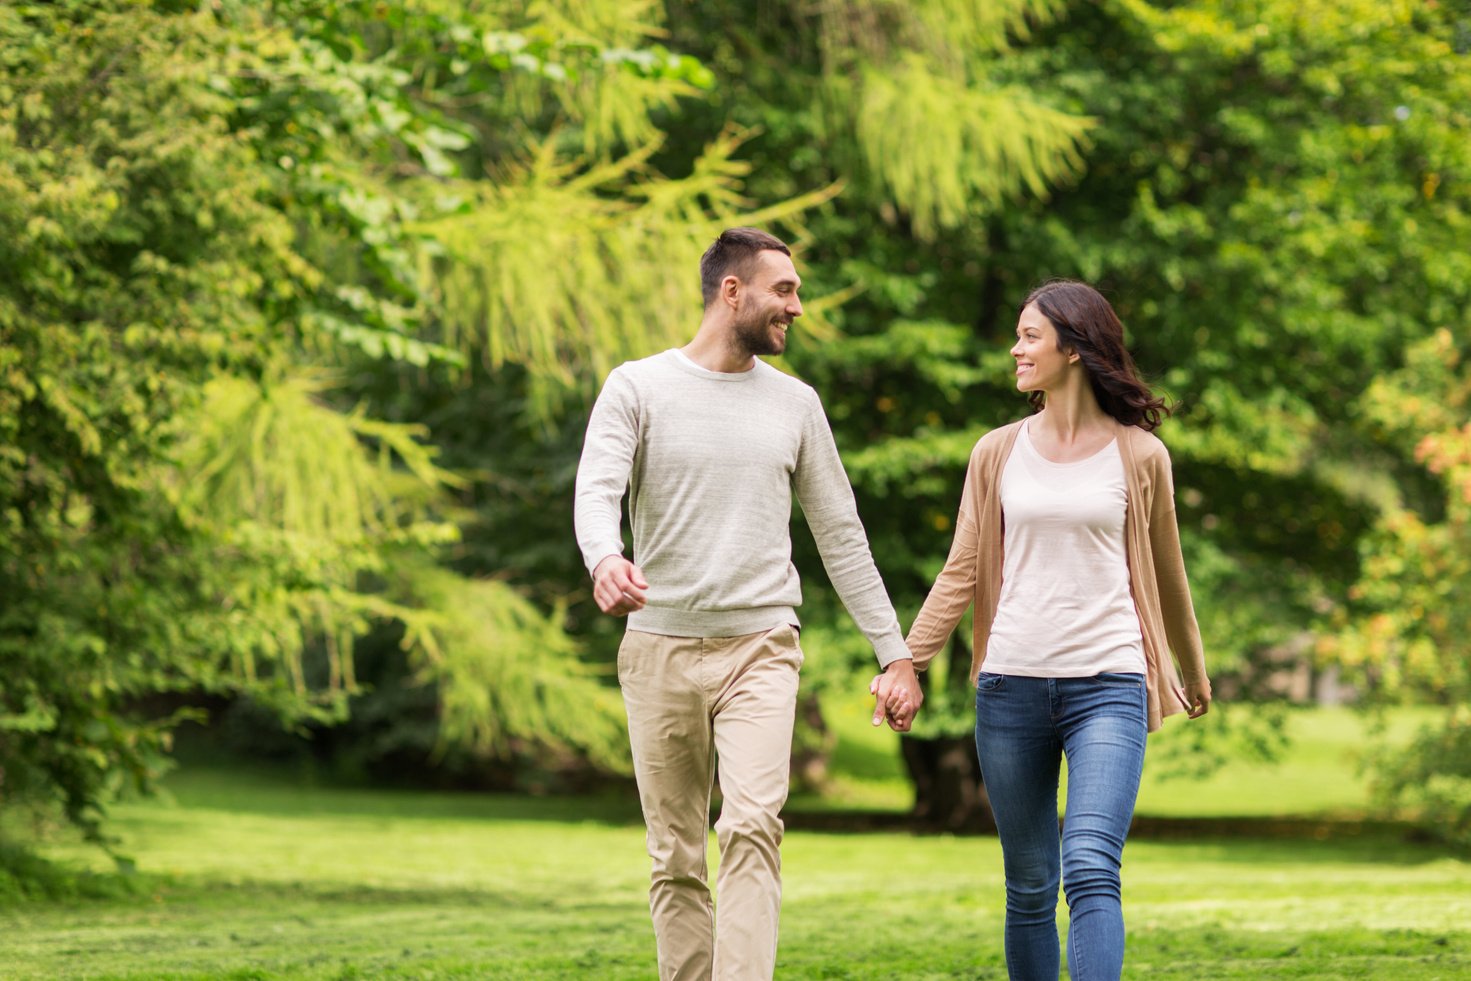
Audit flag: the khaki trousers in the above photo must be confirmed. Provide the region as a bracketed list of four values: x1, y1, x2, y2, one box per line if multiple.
[617, 625, 804, 981]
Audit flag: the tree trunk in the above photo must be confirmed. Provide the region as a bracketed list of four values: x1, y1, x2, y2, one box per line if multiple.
[899, 733, 995, 833]
[790, 692, 834, 791]
[897, 634, 995, 833]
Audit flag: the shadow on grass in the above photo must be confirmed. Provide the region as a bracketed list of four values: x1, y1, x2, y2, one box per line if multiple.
[156, 876, 588, 911]
[0, 862, 635, 915]
[0, 842, 149, 904]
[151, 764, 645, 828]
[125, 765, 1463, 866]
[782, 809, 1455, 862]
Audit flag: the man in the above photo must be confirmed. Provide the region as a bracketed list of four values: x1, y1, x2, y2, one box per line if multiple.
[574, 227, 923, 980]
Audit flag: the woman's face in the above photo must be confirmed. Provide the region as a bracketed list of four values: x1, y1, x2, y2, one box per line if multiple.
[1011, 303, 1075, 393]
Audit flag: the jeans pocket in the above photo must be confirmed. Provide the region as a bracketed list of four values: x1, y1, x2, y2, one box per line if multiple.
[1090, 672, 1143, 687]
[976, 671, 1006, 693]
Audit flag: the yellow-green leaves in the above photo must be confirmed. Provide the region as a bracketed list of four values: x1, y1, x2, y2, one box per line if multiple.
[816, 0, 1091, 239]
[847, 56, 1093, 239]
[416, 129, 838, 418]
[399, 569, 630, 772]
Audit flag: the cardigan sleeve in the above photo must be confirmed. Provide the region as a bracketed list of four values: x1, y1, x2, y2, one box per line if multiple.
[904, 443, 983, 671]
[1145, 445, 1209, 686]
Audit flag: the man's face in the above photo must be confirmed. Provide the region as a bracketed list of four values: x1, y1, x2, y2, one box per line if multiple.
[730, 250, 803, 357]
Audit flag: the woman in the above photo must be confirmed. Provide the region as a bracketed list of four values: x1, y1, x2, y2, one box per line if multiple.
[897, 280, 1211, 981]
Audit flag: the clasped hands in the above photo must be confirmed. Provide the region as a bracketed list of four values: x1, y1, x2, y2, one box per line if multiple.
[869, 658, 922, 733]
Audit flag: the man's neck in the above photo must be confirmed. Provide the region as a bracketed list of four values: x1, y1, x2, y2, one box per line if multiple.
[681, 321, 758, 373]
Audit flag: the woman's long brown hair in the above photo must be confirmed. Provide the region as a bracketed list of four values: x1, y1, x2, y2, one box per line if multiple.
[1021, 280, 1172, 431]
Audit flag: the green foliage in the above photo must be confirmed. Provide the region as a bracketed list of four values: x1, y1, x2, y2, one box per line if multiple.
[173, 371, 460, 708]
[415, 130, 839, 419]
[1367, 717, 1471, 850]
[1328, 329, 1471, 845]
[0, 0, 651, 843]
[397, 567, 630, 773]
[843, 58, 1091, 239]
[811, 0, 1090, 239]
[7, 0, 1471, 847]
[0, 841, 145, 904]
[0, 0, 336, 842]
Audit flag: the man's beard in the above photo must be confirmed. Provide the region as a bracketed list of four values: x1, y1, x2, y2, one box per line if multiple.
[732, 310, 788, 357]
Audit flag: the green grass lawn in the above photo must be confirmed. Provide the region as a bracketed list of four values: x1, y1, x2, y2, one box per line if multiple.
[1, 707, 1467, 979]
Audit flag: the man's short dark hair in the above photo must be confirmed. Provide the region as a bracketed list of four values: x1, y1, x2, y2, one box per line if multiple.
[699, 228, 791, 307]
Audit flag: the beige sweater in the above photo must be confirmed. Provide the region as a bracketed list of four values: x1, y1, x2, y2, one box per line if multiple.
[905, 418, 1209, 732]
[574, 350, 909, 666]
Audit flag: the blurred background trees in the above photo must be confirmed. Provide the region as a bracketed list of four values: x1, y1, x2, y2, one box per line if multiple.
[2, 0, 1468, 849]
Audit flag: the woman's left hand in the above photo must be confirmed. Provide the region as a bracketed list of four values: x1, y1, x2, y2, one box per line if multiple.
[1184, 679, 1212, 718]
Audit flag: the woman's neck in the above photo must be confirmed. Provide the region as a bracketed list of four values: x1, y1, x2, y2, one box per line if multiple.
[1032, 381, 1112, 445]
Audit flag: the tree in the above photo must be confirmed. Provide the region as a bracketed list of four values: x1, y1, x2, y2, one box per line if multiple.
[0, 0, 698, 843]
[272, 0, 1093, 806]
[1327, 328, 1471, 847]
[14, 0, 1463, 841]
[974, 0, 1471, 783]
[660, 0, 1471, 824]
[0, 0, 355, 843]
[654, 0, 1093, 823]
[284, 0, 839, 782]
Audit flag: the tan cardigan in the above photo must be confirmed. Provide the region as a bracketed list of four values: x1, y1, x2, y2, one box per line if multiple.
[905, 418, 1209, 732]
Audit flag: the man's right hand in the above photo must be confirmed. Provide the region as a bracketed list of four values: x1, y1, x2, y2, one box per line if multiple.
[592, 555, 649, 616]
[869, 659, 922, 732]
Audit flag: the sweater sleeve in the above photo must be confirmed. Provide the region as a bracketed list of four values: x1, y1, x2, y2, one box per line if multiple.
[792, 390, 909, 668]
[573, 369, 639, 578]
[904, 440, 982, 671]
[1146, 444, 1209, 685]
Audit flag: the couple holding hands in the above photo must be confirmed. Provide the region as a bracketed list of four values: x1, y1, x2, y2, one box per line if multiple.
[574, 228, 1211, 981]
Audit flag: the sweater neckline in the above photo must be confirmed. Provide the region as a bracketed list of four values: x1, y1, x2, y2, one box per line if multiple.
[668, 348, 762, 382]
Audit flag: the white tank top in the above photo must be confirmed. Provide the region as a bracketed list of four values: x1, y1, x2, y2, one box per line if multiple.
[984, 418, 1147, 677]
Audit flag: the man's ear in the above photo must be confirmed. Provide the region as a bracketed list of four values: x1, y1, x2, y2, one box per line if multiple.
[722, 274, 741, 308]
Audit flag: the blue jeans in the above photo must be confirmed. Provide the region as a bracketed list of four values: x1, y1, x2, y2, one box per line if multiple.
[974, 672, 1148, 981]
